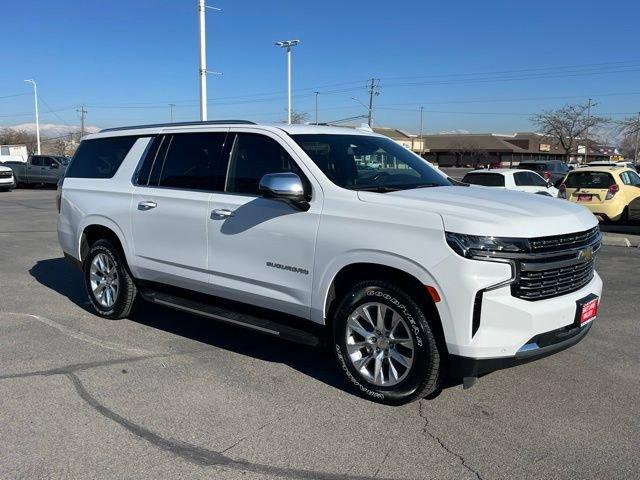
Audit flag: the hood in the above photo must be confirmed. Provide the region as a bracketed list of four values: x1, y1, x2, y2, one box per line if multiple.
[357, 185, 597, 238]
[0, 165, 12, 172]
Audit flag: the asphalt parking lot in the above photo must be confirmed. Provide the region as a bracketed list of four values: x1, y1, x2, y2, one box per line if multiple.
[1, 189, 639, 480]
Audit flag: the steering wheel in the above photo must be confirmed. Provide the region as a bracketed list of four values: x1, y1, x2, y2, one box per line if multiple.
[371, 171, 390, 182]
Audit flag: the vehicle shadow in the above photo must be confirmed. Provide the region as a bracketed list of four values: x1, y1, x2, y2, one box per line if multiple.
[28, 257, 352, 395]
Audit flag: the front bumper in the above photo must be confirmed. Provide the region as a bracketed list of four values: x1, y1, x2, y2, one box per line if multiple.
[448, 320, 593, 378]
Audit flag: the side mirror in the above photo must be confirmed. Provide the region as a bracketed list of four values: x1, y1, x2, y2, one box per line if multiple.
[259, 172, 309, 211]
[51, 163, 59, 169]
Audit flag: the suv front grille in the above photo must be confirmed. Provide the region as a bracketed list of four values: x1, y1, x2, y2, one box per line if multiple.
[528, 226, 600, 253]
[0, 171, 12, 178]
[511, 227, 600, 301]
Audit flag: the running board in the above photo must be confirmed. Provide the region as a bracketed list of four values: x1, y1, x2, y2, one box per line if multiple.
[139, 289, 322, 347]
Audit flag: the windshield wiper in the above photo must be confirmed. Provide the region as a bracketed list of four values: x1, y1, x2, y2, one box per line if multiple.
[351, 185, 401, 193]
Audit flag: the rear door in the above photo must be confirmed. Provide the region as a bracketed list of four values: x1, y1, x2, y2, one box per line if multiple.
[131, 130, 230, 289]
[207, 130, 322, 318]
[27, 156, 43, 182]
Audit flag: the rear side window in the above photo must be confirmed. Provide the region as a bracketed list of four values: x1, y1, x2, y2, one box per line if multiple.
[158, 132, 228, 191]
[462, 172, 505, 187]
[515, 171, 547, 187]
[31, 157, 43, 166]
[565, 172, 615, 189]
[66, 136, 138, 179]
[621, 170, 640, 186]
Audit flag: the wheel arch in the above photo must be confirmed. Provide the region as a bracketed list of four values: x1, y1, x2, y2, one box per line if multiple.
[77, 217, 130, 265]
[319, 258, 447, 350]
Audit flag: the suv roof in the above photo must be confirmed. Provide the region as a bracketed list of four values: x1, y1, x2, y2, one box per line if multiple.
[91, 121, 381, 140]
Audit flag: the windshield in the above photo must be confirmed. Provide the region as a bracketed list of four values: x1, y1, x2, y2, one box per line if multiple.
[291, 134, 450, 191]
[565, 171, 615, 189]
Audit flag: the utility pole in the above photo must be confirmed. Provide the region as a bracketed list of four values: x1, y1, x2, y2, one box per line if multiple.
[314, 91, 319, 124]
[198, 0, 222, 121]
[275, 40, 300, 124]
[24, 79, 41, 155]
[632, 111, 640, 164]
[584, 98, 592, 164]
[169, 103, 176, 122]
[419, 106, 424, 157]
[367, 78, 379, 127]
[77, 105, 87, 139]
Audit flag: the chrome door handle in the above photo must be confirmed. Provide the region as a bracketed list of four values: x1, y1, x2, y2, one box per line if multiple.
[138, 201, 157, 211]
[211, 208, 235, 218]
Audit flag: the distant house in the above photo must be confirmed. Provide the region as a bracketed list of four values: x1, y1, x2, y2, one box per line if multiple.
[0, 144, 28, 163]
[371, 127, 426, 154]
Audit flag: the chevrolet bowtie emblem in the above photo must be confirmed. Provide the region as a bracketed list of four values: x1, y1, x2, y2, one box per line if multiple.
[578, 246, 593, 263]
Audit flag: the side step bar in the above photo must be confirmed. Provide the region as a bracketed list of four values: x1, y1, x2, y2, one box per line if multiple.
[139, 289, 322, 347]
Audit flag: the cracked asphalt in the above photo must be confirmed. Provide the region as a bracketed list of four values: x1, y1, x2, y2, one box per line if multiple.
[1, 189, 639, 480]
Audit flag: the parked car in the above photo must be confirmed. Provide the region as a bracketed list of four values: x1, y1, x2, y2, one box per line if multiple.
[559, 166, 640, 223]
[58, 121, 602, 405]
[0, 164, 15, 191]
[462, 169, 558, 197]
[587, 160, 638, 172]
[518, 160, 570, 187]
[5, 155, 69, 187]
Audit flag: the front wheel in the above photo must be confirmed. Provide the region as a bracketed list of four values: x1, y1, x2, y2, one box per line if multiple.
[83, 239, 138, 319]
[332, 280, 443, 405]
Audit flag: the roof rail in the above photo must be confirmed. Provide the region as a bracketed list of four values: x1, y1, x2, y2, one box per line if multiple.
[99, 120, 256, 133]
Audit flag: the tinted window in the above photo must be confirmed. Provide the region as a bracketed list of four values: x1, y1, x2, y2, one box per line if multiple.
[135, 136, 163, 186]
[292, 134, 449, 191]
[565, 172, 615, 189]
[515, 171, 547, 187]
[226, 133, 301, 195]
[158, 133, 228, 191]
[518, 162, 547, 172]
[42, 157, 57, 167]
[462, 172, 505, 187]
[66, 136, 138, 179]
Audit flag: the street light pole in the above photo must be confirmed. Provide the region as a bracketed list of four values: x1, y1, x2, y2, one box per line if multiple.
[419, 106, 424, 157]
[24, 79, 41, 155]
[314, 91, 319, 124]
[169, 103, 176, 122]
[275, 40, 300, 125]
[198, 0, 208, 121]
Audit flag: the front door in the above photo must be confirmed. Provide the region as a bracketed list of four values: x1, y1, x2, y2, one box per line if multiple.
[207, 131, 322, 318]
[131, 131, 229, 290]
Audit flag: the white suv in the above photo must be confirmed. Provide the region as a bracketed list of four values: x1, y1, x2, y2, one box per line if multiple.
[57, 121, 603, 405]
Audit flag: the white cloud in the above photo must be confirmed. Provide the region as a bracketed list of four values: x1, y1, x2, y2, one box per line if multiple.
[4, 123, 100, 137]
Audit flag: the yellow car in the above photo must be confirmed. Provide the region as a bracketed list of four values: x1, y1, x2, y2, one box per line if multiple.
[558, 166, 640, 222]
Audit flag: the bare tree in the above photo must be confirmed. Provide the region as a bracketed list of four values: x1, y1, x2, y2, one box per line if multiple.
[618, 115, 640, 161]
[449, 140, 487, 167]
[287, 110, 309, 124]
[0, 128, 39, 154]
[530, 103, 609, 163]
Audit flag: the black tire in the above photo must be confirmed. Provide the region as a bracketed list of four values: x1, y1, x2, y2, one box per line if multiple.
[617, 207, 629, 225]
[332, 280, 443, 405]
[83, 239, 138, 319]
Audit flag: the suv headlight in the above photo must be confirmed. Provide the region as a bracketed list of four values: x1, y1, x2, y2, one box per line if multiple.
[445, 232, 529, 259]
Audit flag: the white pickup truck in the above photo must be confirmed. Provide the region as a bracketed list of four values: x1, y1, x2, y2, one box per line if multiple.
[57, 121, 602, 405]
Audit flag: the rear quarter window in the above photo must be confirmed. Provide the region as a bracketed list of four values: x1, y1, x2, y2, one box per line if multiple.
[462, 172, 505, 187]
[565, 171, 615, 189]
[66, 136, 139, 179]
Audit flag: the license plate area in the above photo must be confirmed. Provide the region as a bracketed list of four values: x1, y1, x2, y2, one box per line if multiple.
[574, 294, 599, 326]
[577, 194, 592, 202]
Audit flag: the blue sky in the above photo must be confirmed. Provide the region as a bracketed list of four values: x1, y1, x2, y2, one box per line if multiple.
[1, 0, 639, 136]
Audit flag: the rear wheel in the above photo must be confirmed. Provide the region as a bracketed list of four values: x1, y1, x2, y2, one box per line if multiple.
[83, 239, 138, 319]
[332, 280, 443, 405]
